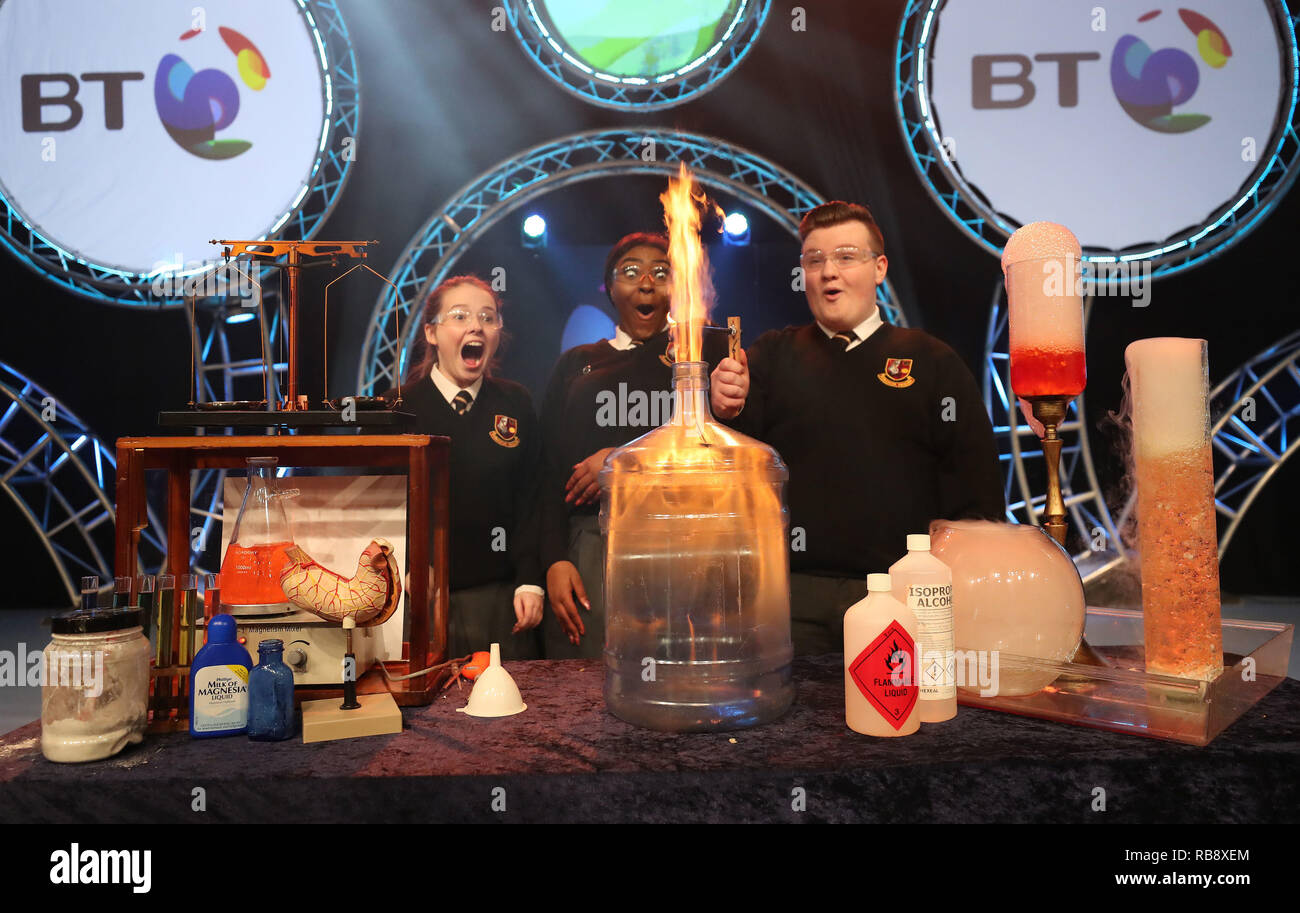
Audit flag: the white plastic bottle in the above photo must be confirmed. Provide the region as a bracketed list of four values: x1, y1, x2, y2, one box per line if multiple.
[890, 534, 956, 723]
[843, 573, 919, 737]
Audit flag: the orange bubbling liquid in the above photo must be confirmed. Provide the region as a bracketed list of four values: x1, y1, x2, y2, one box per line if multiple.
[1010, 346, 1086, 397]
[219, 541, 293, 606]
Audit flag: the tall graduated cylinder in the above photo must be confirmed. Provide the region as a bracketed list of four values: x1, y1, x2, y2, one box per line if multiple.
[600, 361, 794, 731]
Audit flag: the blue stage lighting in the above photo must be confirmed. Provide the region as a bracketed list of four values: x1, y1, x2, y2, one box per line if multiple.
[723, 211, 750, 245]
[225, 311, 257, 325]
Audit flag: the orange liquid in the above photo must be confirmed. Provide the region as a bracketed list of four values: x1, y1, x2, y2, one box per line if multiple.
[1010, 346, 1086, 396]
[1136, 447, 1223, 680]
[219, 541, 294, 605]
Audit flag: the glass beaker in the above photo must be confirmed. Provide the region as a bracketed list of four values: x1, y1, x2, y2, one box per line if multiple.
[220, 457, 297, 612]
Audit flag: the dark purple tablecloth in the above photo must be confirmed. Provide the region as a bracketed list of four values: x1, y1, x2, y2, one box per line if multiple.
[2, 656, 1296, 823]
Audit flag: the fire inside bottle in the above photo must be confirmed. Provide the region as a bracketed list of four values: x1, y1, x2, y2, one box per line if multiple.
[220, 457, 298, 613]
[600, 164, 794, 731]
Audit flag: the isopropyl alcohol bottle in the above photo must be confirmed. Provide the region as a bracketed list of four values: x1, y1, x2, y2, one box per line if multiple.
[890, 534, 956, 723]
[843, 574, 919, 737]
[189, 614, 252, 738]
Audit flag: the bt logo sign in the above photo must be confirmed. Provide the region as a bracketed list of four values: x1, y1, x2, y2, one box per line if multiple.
[971, 8, 1232, 134]
[20, 25, 270, 160]
[1111, 8, 1232, 134]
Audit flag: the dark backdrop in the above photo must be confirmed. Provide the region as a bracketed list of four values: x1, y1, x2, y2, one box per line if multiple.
[1, 0, 1296, 606]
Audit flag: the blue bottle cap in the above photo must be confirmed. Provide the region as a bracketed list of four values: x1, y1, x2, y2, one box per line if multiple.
[207, 614, 239, 644]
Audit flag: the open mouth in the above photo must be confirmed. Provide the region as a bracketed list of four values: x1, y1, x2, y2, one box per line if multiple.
[635, 304, 657, 317]
[823, 289, 843, 302]
[461, 340, 485, 368]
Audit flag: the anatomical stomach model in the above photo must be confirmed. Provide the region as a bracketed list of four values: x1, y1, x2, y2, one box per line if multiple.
[279, 539, 402, 627]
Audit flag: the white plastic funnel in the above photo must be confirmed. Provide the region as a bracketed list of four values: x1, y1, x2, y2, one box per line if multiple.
[456, 643, 527, 718]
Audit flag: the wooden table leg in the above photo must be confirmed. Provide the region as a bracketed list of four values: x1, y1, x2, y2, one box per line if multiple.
[166, 454, 192, 711]
[407, 444, 431, 672]
[429, 442, 449, 666]
[113, 442, 143, 578]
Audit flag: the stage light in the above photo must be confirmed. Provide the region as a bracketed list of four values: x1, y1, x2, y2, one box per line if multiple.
[723, 211, 750, 245]
[225, 311, 258, 325]
[522, 213, 548, 248]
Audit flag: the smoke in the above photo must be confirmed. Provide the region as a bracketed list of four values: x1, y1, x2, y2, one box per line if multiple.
[1094, 368, 1142, 607]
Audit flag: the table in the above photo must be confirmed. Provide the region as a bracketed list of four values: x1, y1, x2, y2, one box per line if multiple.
[2, 655, 1295, 823]
[113, 434, 449, 711]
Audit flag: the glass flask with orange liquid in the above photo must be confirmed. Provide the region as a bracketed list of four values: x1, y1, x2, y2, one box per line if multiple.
[220, 457, 297, 614]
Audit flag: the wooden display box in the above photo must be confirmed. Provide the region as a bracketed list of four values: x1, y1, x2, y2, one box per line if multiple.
[112, 435, 450, 732]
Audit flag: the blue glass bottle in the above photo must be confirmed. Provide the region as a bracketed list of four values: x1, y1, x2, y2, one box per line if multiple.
[248, 639, 295, 741]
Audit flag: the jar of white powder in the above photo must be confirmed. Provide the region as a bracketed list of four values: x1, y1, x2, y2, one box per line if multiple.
[41, 607, 150, 762]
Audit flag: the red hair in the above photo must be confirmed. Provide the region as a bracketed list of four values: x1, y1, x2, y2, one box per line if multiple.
[405, 275, 504, 383]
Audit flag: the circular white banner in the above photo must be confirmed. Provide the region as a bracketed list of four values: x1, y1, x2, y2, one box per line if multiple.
[0, 0, 326, 278]
[927, 0, 1285, 251]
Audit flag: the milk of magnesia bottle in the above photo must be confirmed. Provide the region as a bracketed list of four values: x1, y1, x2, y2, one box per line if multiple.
[843, 574, 919, 737]
[189, 614, 253, 738]
[890, 534, 956, 723]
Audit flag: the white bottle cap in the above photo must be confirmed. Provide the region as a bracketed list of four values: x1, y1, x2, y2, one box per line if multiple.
[867, 573, 892, 592]
[907, 534, 931, 551]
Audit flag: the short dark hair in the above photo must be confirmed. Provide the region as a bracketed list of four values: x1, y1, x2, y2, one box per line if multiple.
[798, 201, 885, 254]
[603, 232, 669, 304]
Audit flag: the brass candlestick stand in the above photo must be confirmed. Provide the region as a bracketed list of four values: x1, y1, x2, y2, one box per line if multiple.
[1025, 395, 1070, 546]
[1027, 394, 1109, 668]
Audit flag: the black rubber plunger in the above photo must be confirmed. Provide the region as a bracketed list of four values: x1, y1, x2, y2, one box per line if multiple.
[341, 625, 360, 710]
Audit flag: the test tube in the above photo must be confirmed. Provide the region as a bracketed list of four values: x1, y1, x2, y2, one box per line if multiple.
[113, 576, 134, 608]
[156, 575, 176, 667]
[204, 573, 221, 621]
[180, 574, 199, 665]
[80, 576, 98, 611]
[136, 574, 156, 643]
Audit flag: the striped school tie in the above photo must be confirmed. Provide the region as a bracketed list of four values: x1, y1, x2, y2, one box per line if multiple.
[452, 390, 473, 415]
[832, 330, 857, 351]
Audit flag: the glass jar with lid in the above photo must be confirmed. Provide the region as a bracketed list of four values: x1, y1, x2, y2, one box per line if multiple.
[41, 607, 150, 762]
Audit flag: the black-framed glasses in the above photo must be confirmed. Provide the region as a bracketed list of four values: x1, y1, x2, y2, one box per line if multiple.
[799, 246, 880, 270]
[613, 263, 672, 285]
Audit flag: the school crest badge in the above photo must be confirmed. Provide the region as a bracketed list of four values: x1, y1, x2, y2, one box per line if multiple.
[489, 414, 520, 448]
[878, 357, 915, 388]
[660, 341, 675, 367]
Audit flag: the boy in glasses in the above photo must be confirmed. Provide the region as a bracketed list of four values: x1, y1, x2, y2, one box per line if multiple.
[709, 201, 1004, 655]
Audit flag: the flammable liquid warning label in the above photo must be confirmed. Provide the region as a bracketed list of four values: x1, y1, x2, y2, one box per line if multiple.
[848, 621, 918, 730]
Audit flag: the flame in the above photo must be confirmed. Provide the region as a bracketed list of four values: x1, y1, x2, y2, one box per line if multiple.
[660, 163, 721, 364]
[597, 166, 790, 682]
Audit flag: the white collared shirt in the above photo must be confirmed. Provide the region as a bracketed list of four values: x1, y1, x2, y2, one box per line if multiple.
[608, 325, 667, 351]
[430, 364, 484, 410]
[817, 307, 883, 352]
[429, 366, 542, 601]
[608, 326, 640, 351]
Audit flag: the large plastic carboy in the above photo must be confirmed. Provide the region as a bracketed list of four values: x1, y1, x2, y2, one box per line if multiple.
[600, 361, 794, 731]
